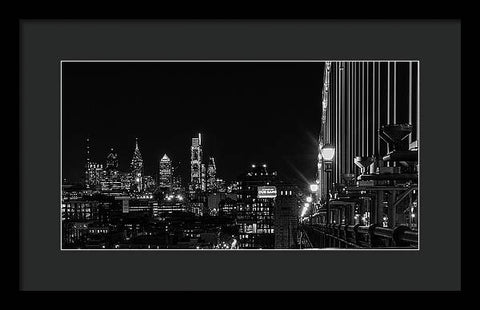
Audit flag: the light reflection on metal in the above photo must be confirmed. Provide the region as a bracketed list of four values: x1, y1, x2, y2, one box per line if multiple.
[317, 62, 331, 201]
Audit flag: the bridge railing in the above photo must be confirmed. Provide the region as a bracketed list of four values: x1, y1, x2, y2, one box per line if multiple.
[302, 223, 418, 249]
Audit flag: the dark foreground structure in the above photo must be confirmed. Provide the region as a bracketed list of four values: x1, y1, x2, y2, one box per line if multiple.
[301, 61, 419, 249]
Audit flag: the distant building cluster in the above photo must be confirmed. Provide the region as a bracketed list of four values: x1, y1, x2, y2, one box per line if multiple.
[84, 138, 155, 195]
[62, 133, 302, 249]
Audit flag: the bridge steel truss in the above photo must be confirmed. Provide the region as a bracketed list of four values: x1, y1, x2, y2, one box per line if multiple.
[309, 61, 419, 249]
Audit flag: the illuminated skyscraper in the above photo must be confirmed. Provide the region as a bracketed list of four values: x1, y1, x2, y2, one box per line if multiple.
[190, 133, 204, 192]
[106, 148, 119, 171]
[207, 157, 217, 192]
[158, 154, 173, 188]
[84, 137, 104, 189]
[235, 164, 278, 249]
[130, 138, 144, 192]
[171, 161, 182, 191]
[201, 163, 206, 191]
[99, 148, 122, 193]
[105, 148, 119, 181]
[86, 162, 104, 189]
[274, 183, 299, 249]
[84, 138, 91, 188]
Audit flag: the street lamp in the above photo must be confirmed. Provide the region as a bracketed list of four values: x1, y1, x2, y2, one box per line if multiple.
[308, 184, 319, 224]
[320, 144, 336, 161]
[320, 144, 335, 247]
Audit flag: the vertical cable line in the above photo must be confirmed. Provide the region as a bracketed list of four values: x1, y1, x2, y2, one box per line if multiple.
[366, 62, 370, 157]
[360, 62, 363, 157]
[329, 64, 332, 144]
[362, 62, 365, 156]
[348, 62, 351, 175]
[394, 61, 397, 124]
[373, 62, 376, 157]
[377, 62, 381, 155]
[417, 62, 420, 143]
[386, 62, 390, 166]
[393, 61, 397, 167]
[345, 61, 352, 173]
[387, 61, 390, 124]
[351, 62, 354, 173]
[340, 62, 344, 180]
[353, 62, 356, 164]
[352, 62, 355, 174]
[357, 62, 360, 159]
[336, 63, 340, 184]
[409, 61, 413, 144]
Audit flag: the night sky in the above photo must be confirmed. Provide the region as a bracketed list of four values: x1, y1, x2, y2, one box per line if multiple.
[62, 61, 325, 187]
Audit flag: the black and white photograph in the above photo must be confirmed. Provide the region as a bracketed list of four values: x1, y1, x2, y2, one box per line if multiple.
[19, 18, 463, 292]
[61, 60, 419, 250]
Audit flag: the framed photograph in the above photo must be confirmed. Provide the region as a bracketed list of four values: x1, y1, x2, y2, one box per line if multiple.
[20, 19, 461, 291]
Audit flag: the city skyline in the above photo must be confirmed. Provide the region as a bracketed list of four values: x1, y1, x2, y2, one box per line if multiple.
[61, 61, 419, 250]
[62, 61, 325, 187]
[73, 133, 273, 188]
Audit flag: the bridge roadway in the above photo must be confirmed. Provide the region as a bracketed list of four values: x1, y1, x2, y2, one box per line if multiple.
[299, 223, 418, 249]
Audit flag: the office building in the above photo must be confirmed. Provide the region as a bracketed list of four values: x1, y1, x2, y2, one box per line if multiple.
[190, 133, 205, 192]
[235, 164, 277, 249]
[206, 157, 217, 192]
[158, 154, 173, 189]
[85, 162, 104, 189]
[274, 183, 299, 249]
[130, 138, 144, 192]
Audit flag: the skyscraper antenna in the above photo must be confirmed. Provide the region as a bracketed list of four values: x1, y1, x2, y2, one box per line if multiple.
[86, 137, 91, 163]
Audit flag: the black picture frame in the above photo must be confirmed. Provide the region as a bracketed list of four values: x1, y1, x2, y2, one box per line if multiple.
[19, 18, 462, 292]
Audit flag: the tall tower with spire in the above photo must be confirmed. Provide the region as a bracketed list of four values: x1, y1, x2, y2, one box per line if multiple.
[130, 138, 144, 192]
[84, 138, 91, 187]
